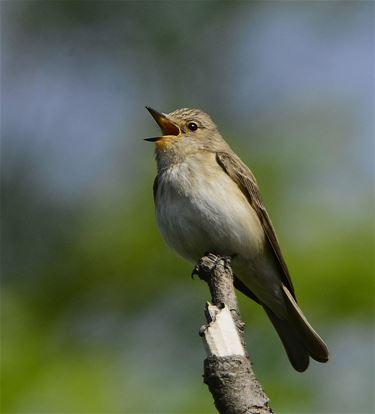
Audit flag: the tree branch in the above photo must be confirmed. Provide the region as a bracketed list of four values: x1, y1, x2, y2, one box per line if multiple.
[194, 253, 273, 414]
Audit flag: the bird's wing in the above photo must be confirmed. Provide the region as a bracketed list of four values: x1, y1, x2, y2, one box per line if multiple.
[233, 276, 261, 304]
[153, 175, 159, 204]
[216, 151, 296, 299]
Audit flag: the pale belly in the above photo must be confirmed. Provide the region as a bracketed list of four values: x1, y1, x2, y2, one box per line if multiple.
[155, 161, 265, 263]
[154, 157, 285, 312]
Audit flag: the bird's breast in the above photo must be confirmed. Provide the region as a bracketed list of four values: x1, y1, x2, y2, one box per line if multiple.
[154, 153, 266, 264]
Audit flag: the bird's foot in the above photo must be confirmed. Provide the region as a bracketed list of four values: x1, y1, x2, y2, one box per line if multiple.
[191, 264, 200, 279]
[192, 252, 236, 280]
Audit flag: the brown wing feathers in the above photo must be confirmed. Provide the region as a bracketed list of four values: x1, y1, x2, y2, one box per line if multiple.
[216, 152, 296, 299]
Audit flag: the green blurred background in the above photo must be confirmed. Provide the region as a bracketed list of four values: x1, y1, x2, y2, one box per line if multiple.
[1, 1, 374, 413]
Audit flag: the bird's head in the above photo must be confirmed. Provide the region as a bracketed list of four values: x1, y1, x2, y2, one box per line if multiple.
[145, 107, 221, 155]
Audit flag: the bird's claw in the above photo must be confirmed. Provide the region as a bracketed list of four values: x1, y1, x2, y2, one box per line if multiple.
[191, 264, 200, 279]
[192, 253, 236, 280]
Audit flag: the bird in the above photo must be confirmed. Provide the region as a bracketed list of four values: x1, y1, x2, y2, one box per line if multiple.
[144, 106, 329, 372]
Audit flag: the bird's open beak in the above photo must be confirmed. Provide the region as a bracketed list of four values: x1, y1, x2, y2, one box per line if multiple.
[144, 106, 180, 142]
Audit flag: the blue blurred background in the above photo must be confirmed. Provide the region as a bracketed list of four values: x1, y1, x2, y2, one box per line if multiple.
[1, 1, 374, 413]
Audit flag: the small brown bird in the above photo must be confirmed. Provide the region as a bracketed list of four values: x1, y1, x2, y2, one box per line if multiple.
[145, 106, 329, 371]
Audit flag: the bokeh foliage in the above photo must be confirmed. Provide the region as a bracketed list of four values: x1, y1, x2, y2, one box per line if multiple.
[1, 1, 374, 413]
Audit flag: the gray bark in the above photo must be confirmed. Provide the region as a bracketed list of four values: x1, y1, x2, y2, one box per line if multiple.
[194, 253, 273, 414]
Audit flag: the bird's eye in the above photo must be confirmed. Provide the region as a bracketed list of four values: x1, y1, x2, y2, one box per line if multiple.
[187, 122, 198, 131]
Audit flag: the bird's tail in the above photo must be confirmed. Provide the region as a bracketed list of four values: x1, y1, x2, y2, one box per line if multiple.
[263, 284, 329, 372]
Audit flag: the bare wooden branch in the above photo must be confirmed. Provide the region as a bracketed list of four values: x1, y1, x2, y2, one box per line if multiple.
[201, 303, 245, 357]
[194, 253, 273, 414]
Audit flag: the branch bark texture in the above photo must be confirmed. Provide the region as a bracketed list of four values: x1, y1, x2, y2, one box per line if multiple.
[195, 253, 273, 414]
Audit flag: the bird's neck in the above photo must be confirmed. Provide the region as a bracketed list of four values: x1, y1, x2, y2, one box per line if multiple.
[154, 133, 230, 173]
[155, 146, 199, 172]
